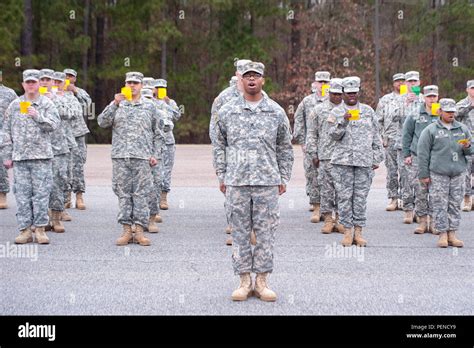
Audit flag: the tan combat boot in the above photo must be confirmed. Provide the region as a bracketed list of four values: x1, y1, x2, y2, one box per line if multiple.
[250, 230, 257, 246]
[341, 228, 353, 247]
[35, 227, 50, 244]
[403, 210, 414, 224]
[65, 191, 72, 209]
[447, 231, 464, 248]
[310, 203, 321, 223]
[159, 192, 169, 210]
[231, 273, 253, 301]
[332, 213, 345, 233]
[321, 213, 334, 234]
[116, 224, 133, 246]
[386, 198, 398, 211]
[414, 215, 428, 234]
[428, 216, 439, 235]
[0, 192, 8, 209]
[45, 209, 53, 231]
[353, 226, 367, 247]
[134, 224, 151, 246]
[75, 192, 86, 210]
[51, 210, 65, 233]
[226, 236, 233, 246]
[437, 232, 448, 248]
[15, 227, 33, 244]
[309, 204, 314, 212]
[155, 214, 163, 223]
[462, 195, 472, 212]
[254, 273, 277, 302]
[61, 210, 72, 221]
[148, 215, 159, 233]
[225, 225, 232, 234]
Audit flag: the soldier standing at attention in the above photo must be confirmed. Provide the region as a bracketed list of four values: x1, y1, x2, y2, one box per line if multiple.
[213, 61, 294, 302]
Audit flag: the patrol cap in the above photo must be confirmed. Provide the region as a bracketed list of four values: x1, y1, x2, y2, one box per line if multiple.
[235, 59, 252, 73]
[23, 69, 40, 82]
[392, 73, 405, 81]
[342, 76, 361, 93]
[405, 71, 420, 81]
[229, 76, 238, 86]
[423, 85, 438, 96]
[63, 68, 77, 77]
[125, 71, 143, 83]
[154, 79, 167, 88]
[439, 98, 456, 112]
[329, 78, 343, 94]
[241, 61, 265, 76]
[142, 77, 155, 89]
[467, 80, 474, 89]
[39, 69, 55, 79]
[53, 71, 66, 81]
[314, 71, 331, 82]
[141, 88, 154, 99]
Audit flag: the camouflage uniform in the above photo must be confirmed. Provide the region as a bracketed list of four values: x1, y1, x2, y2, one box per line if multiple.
[98, 96, 164, 227]
[417, 118, 472, 232]
[293, 92, 326, 205]
[328, 103, 384, 228]
[214, 94, 294, 274]
[1, 95, 60, 230]
[376, 91, 404, 199]
[456, 96, 474, 197]
[306, 99, 341, 214]
[0, 84, 18, 194]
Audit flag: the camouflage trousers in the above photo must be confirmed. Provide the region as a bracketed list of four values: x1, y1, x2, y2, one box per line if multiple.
[318, 160, 337, 214]
[64, 151, 74, 203]
[161, 144, 175, 193]
[49, 154, 68, 211]
[148, 161, 163, 216]
[404, 155, 431, 216]
[399, 151, 416, 212]
[332, 165, 374, 228]
[384, 140, 400, 199]
[430, 172, 464, 232]
[304, 151, 320, 204]
[71, 135, 87, 193]
[112, 158, 153, 227]
[13, 159, 53, 231]
[464, 156, 472, 197]
[226, 185, 279, 275]
[0, 153, 9, 193]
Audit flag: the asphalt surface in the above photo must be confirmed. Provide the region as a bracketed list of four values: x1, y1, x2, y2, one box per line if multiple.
[0, 145, 472, 315]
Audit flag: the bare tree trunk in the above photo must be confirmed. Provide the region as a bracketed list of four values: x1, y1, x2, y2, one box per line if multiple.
[82, 0, 91, 89]
[21, 0, 33, 56]
[374, 0, 381, 102]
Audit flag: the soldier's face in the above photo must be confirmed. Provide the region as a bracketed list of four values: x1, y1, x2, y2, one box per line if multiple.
[313, 81, 327, 93]
[22, 80, 39, 94]
[329, 92, 343, 105]
[54, 80, 64, 89]
[242, 73, 264, 95]
[126, 81, 141, 96]
[66, 74, 76, 84]
[343, 92, 358, 105]
[440, 111, 455, 123]
[424, 95, 438, 107]
[40, 77, 52, 89]
[393, 80, 405, 92]
[467, 87, 474, 99]
[406, 80, 419, 88]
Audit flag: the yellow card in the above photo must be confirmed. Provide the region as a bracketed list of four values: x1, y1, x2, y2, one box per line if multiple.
[458, 139, 469, 145]
[321, 84, 330, 97]
[39, 87, 48, 95]
[400, 85, 408, 95]
[20, 101, 31, 114]
[158, 88, 167, 99]
[64, 79, 70, 90]
[348, 109, 360, 121]
[431, 103, 440, 116]
[121, 87, 132, 101]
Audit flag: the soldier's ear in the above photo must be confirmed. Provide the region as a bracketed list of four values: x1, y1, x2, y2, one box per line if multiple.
[262, 78, 265, 86]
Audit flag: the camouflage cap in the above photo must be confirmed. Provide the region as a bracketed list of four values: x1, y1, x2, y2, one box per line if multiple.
[314, 71, 331, 82]
[405, 71, 420, 81]
[141, 88, 154, 99]
[439, 98, 456, 112]
[63, 68, 77, 77]
[154, 79, 167, 88]
[23, 69, 40, 82]
[392, 73, 405, 81]
[235, 59, 252, 73]
[423, 85, 438, 96]
[342, 76, 360, 93]
[467, 80, 474, 89]
[142, 77, 155, 89]
[229, 76, 238, 86]
[125, 71, 143, 83]
[53, 71, 66, 81]
[329, 78, 343, 93]
[39, 69, 55, 79]
[241, 61, 265, 76]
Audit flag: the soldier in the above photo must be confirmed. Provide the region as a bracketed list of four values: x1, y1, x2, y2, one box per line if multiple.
[376, 73, 405, 211]
[154, 78, 181, 211]
[293, 71, 330, 222]
[1, 69, 60, 244]
[0, 70, 18, 209]
[402, 85, 439, 234]
[328, 76, 384, 247]
[213, 61, 294, 302]
[417, 98, 472, 248]
[63, 68, 91, 210]
[98, 72, 164, 246]
[306, 78, 345, 234]
[456, 80, 474, 212]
